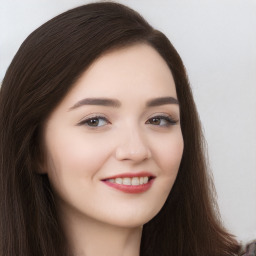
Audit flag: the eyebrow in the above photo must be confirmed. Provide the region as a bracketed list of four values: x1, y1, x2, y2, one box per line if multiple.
[69, 98, 121, 110]
[146, 97, 179, 107]
[69, 96, 179, 110]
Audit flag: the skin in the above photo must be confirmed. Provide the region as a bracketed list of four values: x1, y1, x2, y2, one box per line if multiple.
[43, 43, 184, 256]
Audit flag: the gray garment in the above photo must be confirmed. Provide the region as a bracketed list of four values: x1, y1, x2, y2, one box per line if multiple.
[242, 241, 256, 256]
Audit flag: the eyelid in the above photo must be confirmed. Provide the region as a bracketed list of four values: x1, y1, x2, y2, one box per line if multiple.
[146, 113, 179, 126]
[76, 112, 179, 128]
[76, 114, 111, 127]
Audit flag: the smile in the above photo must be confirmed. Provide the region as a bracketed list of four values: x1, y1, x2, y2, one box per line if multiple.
[102, 173, 155, 194]
[106, 176, 150, 185]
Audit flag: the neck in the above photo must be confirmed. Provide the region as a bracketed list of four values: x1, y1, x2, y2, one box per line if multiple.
[60, 209, 143, 256]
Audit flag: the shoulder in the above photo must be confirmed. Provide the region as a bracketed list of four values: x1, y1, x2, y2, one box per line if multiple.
[241, 241, 256, 256]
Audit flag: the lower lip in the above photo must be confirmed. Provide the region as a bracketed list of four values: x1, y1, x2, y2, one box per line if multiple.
[102, 179, 154, 194]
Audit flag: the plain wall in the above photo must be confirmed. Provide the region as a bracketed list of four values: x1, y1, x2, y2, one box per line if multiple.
[1, 0, 256, 243]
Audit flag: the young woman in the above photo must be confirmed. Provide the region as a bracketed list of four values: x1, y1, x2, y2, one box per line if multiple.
[0, 2, 243, 256]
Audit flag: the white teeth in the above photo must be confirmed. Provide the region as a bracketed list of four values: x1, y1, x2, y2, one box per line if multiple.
[123, 178, 131, 185]
[107, 176, 151, 185]
[115, 178, 122, 184]
[143, 177, 149, 184]
[132, 177, 139, 185]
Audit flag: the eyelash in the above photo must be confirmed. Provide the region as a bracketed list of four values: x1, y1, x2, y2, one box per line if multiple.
[77, 115, 110, 127]
[77, 114, 178, 128]
[146, 115, 178, 127]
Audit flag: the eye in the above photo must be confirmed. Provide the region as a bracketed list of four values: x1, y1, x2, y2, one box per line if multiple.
[146, 115, 178, 127]
[78, 116, 110, 127]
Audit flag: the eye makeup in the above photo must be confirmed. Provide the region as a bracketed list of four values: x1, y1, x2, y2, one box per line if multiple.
[76, 113, 178, 129]
[146, 115, 178, 127]
[77, 115, 110, 127]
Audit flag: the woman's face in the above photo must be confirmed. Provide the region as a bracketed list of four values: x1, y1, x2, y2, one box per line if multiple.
[43, 43, 184, 228]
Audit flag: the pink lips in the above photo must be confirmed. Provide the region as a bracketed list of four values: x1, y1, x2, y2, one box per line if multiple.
[101, 172, 155, 194]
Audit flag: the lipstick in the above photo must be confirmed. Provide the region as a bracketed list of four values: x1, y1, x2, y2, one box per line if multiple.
[101, 172, 155, 194]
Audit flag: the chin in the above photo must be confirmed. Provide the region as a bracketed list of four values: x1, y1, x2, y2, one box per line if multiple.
[103, 209, 161, 229]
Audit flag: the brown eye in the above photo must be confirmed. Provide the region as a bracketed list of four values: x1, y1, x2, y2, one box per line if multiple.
[88, 118, 100, 126]
[150, 118, 161, 125]
[78, 116, 109, 127]
[146, 115, 178, 127]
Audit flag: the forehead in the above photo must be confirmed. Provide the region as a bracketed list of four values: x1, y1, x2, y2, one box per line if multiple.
[64, 43, 177, 105]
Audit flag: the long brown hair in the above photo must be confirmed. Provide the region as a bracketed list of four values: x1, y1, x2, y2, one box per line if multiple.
[0, 2, 240, 256]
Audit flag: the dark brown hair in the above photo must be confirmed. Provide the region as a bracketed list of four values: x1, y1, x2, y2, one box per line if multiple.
[0, 2, 240, 256]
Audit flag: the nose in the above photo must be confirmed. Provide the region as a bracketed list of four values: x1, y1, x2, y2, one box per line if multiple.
[115, 127, 152, 162]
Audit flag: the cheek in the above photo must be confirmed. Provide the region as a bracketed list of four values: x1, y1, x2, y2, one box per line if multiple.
[147, 130, 183, 201]
[44, 130, 112, 183]
[142, 130, 183, 219]
[152, 131, 184, 177]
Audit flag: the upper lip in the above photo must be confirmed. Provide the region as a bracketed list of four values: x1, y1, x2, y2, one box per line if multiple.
[101, 171, 155, 180]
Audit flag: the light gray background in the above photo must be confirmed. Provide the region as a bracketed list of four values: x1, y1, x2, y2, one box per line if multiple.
[1, 0, 255, 243]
